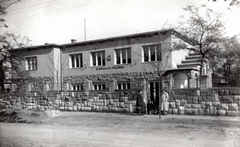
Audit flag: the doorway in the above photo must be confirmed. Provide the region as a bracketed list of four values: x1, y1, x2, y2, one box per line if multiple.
[149, 81, 159, 108]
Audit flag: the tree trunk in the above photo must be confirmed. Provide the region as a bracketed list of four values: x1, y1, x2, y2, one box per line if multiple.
[0, 80, 5, 91]
[0, 63, 6, 92]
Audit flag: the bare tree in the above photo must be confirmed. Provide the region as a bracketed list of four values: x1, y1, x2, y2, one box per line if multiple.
[173, 5, 225, 88]
[46, 54, 68, 92]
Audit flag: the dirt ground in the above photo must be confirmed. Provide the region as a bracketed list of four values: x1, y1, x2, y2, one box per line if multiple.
[0, 110, 240, 147]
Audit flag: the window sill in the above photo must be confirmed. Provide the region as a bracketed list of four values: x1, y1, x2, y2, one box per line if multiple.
[142, 61, 162, 64]
[114, 63, 131, 65]
[69, 67, 84, 70]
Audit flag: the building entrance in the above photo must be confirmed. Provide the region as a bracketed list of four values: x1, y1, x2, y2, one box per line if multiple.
[149, 81, 159, 109]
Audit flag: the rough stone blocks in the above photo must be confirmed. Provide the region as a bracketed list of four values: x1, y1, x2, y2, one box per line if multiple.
[233, 95, 240, 102]
[192, 96, 198, 104]
[205, 109, 209, 115]
[228, 103, 238, 111]
[205, 102, 212, 108]
[184, 104, 191, 108]
[185, 108, 192, 115]
[213, 94, 220, 102]
[178, 106, 185, 115]
[180, 99, 187, 106]
[198, 109, 205, 115]
[191, 108, 198, 115]
[217, 110, 226, 116]
[220, 96, 233, 103]
[73, 106, 77, 111]
[201, 102, 206, 109]
[82, 107, 91, 111]
[221, 103, 229, 110]
[227, 110, 239, 116]
[191, 104, 201, 109]
[175, 100, 180, 107]
[209, 107, 217, 115]
[169, 102, 176, 108]
[172, 109, 178, 114]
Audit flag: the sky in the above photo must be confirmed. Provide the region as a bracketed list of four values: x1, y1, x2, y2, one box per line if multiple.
[2, 0, 240, 46]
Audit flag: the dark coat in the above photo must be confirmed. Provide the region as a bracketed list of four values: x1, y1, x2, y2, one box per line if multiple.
[136, 93, 143, 107]
[136, 93, 146, 113]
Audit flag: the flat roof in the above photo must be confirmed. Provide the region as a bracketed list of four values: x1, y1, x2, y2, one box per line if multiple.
[15, 28, 183, 51]
[62, 28, 176, 47]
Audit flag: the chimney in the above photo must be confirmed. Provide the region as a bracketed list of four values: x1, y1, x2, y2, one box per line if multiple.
[71, 39, 77, 43]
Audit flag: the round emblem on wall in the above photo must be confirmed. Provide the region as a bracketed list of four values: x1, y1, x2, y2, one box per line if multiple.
[107, 55, 111, 61]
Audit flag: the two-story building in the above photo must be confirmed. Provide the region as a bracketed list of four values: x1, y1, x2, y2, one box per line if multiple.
[13, 28, 212, 109]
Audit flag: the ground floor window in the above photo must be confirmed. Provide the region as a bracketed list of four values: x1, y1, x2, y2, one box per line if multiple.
[117, 82, 131, 90]
[71, 83, 84, 91]
[93, 83, 106, 90]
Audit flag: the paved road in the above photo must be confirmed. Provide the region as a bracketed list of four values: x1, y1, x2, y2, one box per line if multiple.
[0, 112, 240, 147]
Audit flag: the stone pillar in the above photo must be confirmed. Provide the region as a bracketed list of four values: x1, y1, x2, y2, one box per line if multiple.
[188, 78, 194, 88]
[84, 80, 91, 92]
[109, 79, 116, 92]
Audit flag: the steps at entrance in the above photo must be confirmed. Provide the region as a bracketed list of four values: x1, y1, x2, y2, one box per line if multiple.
[177, 63, 201, 69]
[181, 59, 202, 64]
[185, 55, 202, 60]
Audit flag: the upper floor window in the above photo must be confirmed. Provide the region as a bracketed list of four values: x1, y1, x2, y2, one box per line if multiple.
[115, 48, 131, 65]
[26, 56, 37, 71]
[143, 44, 162, 62]
[70, 53, 83, 68]
[91, 51, 105, 66]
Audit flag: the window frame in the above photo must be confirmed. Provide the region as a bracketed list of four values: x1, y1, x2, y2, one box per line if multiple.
[116, 82, 131, 90]
[114, 48, 131, 65]
[142, 44, 162, 62]
[25, 56, 37, 71]
[90, 51, 106, 67]
[92, 83, 107, 91]
[71, 83, 84, 91]
[69, 53, 83, 69]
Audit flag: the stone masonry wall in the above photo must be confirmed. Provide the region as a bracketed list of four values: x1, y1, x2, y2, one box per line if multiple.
[0, 90, 138, 113]
[1, 88, 240, 116]
[168, 88, 240, 116]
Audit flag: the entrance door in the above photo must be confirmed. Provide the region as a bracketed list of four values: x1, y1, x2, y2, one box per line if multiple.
[149, 81, 159, 108]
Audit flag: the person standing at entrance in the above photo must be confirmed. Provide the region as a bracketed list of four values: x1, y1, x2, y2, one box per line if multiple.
[161, 89, 169, 115]
[136, 90, 145, 115]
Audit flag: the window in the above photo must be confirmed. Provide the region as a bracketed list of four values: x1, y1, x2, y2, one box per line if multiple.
[91, 51, 105, 66]
[26, 57, 37, 71]
[93, 83, 106, 90]
[71, 83, 84, 91]
[115, 48, 131, 65]
[117, 82, 131, 90]
[143, 44, 162, 62]
[70, 54, 83, 68]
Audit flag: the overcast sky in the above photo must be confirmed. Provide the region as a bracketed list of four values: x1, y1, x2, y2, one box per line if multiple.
[2, 0, 240, 45]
